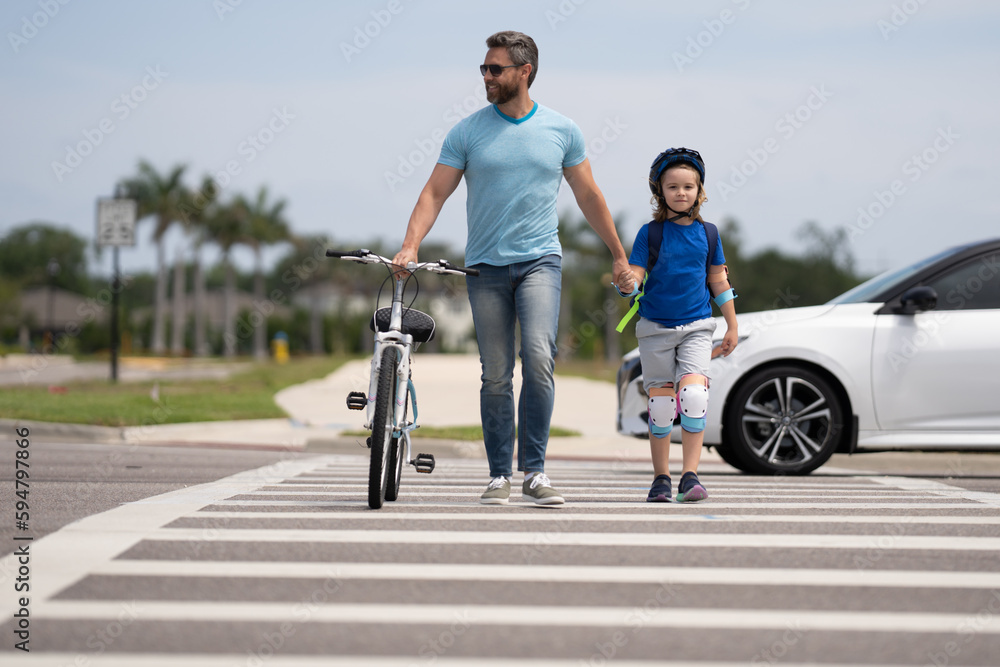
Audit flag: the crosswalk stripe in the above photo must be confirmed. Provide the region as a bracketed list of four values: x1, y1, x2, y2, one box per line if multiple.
[144, 527, 1000, 550]
[0, 656, 917, 667]
[32, 600, 1000, 634]
[91, 560, 1000, 589]
[208, 499, 997, 509]
[191, 510, 1000, 525]
[872, 476, 1000, 507]
[239, 490, 937, 499]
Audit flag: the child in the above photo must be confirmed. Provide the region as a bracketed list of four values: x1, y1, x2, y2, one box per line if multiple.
[614, 147, 738, 502]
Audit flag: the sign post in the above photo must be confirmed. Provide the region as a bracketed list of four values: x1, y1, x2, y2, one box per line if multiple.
[96, 197, 137, 382]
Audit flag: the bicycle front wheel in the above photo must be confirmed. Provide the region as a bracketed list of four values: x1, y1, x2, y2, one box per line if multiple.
[368, 346, 398, 509]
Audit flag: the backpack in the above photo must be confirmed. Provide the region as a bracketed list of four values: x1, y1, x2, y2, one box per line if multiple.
[615, 219, 721, 333]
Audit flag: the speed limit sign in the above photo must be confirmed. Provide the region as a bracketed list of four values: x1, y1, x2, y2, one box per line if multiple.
[96, 198, 137, 247]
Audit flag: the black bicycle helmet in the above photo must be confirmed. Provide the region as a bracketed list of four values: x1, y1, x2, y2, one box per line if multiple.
[648, 147, 705, 198]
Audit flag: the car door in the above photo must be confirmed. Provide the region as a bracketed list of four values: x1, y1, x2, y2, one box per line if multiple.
[871, 251, 1000, 432]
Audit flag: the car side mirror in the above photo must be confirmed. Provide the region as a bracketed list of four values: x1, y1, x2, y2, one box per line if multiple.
[898, 286, 937, 314]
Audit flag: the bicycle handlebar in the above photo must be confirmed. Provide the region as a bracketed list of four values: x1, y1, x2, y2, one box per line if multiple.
[325, 248, 479, 277]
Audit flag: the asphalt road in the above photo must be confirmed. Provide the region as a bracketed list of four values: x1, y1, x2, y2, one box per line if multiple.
[2, 439, 1000, 666]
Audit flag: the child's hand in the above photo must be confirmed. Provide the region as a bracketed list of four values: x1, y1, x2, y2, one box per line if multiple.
[615, 270, 637, 293]
[718, 329, 738, 357]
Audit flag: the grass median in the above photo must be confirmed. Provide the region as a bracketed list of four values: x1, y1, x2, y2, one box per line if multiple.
[0, 355, 353, 427]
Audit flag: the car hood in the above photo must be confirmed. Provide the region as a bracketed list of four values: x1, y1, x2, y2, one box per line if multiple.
[721, 304, 836, 338]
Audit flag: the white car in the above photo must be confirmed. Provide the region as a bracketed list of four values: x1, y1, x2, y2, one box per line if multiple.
[616, 238, 1000, 474]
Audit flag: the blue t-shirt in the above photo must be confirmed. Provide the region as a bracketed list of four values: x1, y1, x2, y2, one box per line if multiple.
[628, 220, 726, 327]
[438, 102, 586, 266]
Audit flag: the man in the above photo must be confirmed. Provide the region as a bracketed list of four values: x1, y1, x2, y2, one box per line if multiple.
[392, 30, 633, 505]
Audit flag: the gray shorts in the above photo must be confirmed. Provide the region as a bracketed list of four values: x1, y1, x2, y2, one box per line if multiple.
[636, 317, 717, 391]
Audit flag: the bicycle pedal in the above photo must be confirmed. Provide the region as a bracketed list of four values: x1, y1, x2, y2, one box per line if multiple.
[346, 391, 367, 410]
[413, 453, 435, 473]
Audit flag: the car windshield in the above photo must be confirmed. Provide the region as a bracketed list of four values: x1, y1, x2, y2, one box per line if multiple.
[827, 245, 961, 305]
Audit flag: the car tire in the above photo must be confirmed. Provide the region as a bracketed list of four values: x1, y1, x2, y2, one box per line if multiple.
[722, 364, 846, 475]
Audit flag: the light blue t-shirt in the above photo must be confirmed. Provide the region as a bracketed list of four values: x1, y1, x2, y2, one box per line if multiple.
[628, 220, 727, 328]
[438, 102, 586, 266]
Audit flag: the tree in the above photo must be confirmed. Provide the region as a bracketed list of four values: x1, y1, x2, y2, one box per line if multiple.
[0, 222, 89, 293]
[204, 198, 248, 357]
[118, 161, 187, 354]
[237, 187, 293, 360]
[179, 176, 220, 356]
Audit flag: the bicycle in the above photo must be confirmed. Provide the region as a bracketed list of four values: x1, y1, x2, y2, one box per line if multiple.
[326, 248, 479, 509]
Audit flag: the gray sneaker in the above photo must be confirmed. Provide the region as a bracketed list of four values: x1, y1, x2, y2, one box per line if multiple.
[480, 476, 510, 505]
[522, 473, 565, 506]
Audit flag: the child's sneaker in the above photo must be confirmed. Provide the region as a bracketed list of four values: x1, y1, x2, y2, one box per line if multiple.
[480, 476, 510, 505]
[676, 471, 708, 502]
[522, 473, 564, 506]
[646, 474, 672, 502]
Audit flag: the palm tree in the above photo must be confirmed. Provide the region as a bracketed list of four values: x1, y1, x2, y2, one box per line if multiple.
[204, 198, 247, 358]
[118, 161, 187, 355]
[179, 177, 220, 356]
[237, 187, 292, 360]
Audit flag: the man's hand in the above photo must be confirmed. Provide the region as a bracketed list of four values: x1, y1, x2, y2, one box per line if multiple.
[391, 248, 418, 274]
[613, 257, 634, 292]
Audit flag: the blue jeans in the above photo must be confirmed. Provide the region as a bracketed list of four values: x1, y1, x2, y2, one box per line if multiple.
[466, 255, 561, 478]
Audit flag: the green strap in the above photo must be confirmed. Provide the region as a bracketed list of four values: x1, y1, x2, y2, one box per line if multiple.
[615, 290, 643, 333]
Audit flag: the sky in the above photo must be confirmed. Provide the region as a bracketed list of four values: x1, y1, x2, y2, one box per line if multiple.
[2, 0, 999, 282]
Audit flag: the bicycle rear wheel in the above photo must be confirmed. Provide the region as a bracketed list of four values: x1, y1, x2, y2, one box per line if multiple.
[368, 346, 398, 509]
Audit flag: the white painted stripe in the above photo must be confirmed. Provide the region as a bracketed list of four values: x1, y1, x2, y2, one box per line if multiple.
[0, 454, 344, 618]
[0, 656, 904, 667]
[208, 499, 995, 509]
[282, 480, 899, 492]
[33, 600, 1000, 634]
[289, 476, 894, 489]
[242, 490, 936, 500]
[145, 527, 1000, 551]
[872, 476, 1000, 507]
[192, 510, 1000, 525]
[93, 560, 1000, 589]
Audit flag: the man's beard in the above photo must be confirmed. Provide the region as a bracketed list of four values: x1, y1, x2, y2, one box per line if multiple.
[486, 79, 518, 105]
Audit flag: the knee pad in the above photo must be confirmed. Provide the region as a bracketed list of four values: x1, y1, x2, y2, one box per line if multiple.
[678, 383, 709, 433]
[647, 395, 676, 439]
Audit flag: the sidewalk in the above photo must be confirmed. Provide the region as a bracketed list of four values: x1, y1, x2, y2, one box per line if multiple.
[8, 353, 719, 465]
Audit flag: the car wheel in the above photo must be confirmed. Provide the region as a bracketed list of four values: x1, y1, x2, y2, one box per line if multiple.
[722, 364, 846, 475]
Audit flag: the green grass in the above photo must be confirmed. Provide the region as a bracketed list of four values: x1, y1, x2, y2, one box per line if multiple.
[0, 356, 355, 427]
[343, 424, 581, 441]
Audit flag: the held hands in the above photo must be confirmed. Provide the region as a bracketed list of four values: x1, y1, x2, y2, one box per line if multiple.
[717, 328, 738, 357]
[612, 265, 638, 297]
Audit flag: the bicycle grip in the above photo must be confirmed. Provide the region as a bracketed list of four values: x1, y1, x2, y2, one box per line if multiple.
[325, 249, 364, 258]
[464, 267, 480, 277]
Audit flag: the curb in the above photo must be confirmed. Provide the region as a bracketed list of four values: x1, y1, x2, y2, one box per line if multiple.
[1, 418, 123, 443]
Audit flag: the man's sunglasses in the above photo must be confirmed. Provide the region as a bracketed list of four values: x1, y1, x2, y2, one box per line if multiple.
[480, 63, 521, 76]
